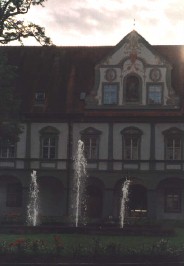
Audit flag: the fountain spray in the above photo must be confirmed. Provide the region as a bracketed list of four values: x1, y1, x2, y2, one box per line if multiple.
[73, 140, 87, 227]
[120, 179, 130, 228]
[27, 170, 39, 226]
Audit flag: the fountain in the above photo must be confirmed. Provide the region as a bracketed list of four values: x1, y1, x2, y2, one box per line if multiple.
[72, 140, 87, 227]
[27, 170, 39, 226]
[120, 178, 130, 228]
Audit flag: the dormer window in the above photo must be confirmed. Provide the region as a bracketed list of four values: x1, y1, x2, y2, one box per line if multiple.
[124, 75, 141, 104]
[102, 83, 118, 105]
[147, 84, 162, 105]
[35, 92, 46, 105]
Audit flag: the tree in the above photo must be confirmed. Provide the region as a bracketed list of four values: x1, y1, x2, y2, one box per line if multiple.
[0, 1, 52, 145]
[0, 0, 52, 45]
[0, 51, 22, 143]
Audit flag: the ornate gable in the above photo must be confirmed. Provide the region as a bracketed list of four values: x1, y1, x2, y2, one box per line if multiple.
[85, 30, 179, 110]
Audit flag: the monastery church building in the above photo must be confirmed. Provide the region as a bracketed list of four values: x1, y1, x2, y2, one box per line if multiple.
[0, 30, 184, 224]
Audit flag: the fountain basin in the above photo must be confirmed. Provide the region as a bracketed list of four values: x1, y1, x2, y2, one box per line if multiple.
[0, 224, 175, 236]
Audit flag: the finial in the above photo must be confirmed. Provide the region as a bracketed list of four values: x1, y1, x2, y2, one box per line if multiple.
[133, 18, 136, 30]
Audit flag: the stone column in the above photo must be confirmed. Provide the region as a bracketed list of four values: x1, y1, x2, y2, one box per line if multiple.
[150, 123, 155, 170]
[102, 188, 114, 219]
[108, 123, 113, 171]
[147, 189, 157, 219]
[22, 186, 29, 224]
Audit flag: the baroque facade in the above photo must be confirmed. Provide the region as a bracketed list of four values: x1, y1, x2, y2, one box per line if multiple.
[1, 30, 184, 224]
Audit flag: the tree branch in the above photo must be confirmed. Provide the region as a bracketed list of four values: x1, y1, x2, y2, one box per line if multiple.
[0, 0, 52, 45]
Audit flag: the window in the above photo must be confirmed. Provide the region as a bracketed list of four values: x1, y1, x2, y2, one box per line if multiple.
[121, 127, 142, 160]
[123, 136, 139, 160]
[124, 75, 141, 103]
[41, 136, 56, 159]
[163, 128, 183, 160]
[83, 136, 98, 159]
[166, 136, 181, 160]
[35, 92, 46, 105]
[39, 126, 59, 160]
[165, 188, 181, 213]
[80, 127, 101, 160]
[6, 183, 22, 207]
[103, 84, 118, 104]
[0, 140, 15, 158]
[147, 84, 162, 105]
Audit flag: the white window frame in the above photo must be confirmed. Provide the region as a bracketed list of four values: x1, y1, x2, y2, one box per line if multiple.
[121, 127, 142, 161]
[80, 127, 101, 160]
[39, 126, 60, 160]
[147, 84, 162, 105]
[0, 141, 16, 158]
[41, 136, 57, 159]
[35, 91, 46, 105]
[123, 136, 139, 160]
[166, 136, 181, 160]
[83, 136, 98, 160]
[103, 83, 118, 105]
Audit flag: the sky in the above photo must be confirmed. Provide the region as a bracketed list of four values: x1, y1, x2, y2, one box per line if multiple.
[20, 0, 184, 46]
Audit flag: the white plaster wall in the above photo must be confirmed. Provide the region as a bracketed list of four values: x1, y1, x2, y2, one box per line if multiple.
[97, 62, 169, 107]
[16, 124, 27, 158]
[113, 123, 151, 160]
[73, 123, 109, 159]
[30, 123, 68, 159]
[102, 42, 165, 66]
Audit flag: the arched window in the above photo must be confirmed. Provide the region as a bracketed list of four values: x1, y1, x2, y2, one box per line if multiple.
[124, 74, 141, 103]
[121, 127, 142, 160]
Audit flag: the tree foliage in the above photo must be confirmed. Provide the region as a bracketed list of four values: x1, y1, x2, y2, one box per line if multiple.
[0, 0, 52, 45]
[0, 1, 52, 142]
[0, 51, 22, 142]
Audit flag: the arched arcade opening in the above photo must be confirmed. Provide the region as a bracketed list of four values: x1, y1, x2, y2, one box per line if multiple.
[85, 177, 104, 221]
[37, 176, 65, 223]
[113, 180, 147, 220]
[0, 175, 23, 223]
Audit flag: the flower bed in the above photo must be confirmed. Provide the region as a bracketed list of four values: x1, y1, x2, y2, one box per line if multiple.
[0, 235, 183, 263]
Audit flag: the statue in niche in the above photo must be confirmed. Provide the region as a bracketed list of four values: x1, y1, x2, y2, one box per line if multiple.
[125, 75, 140, 102]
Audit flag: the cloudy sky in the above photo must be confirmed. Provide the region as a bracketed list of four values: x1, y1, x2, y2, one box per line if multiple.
[21, 0, 184, 46]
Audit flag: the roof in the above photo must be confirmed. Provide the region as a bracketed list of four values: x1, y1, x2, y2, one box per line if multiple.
[1, 44, 184, 121]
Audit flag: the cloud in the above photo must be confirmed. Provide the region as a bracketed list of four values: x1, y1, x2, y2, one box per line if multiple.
[17, 0, 184, 45]
[52, 7, 131, 33]
[165, 2, 184, 21]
